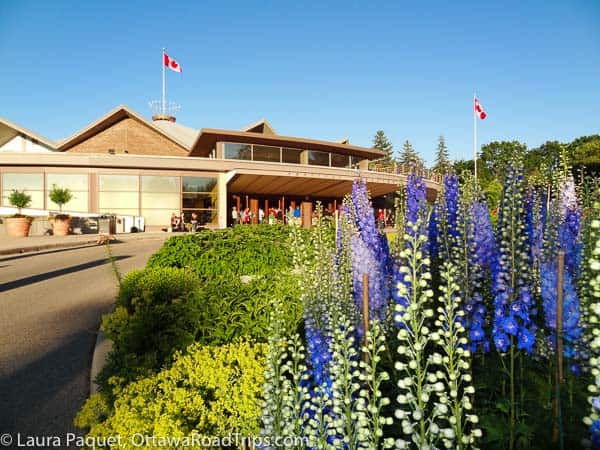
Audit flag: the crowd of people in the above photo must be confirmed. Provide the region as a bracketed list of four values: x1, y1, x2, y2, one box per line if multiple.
[169, 212, 201, 232]
[231, 205, 303, 226]
[167, 205, 395, 232]
[231, 205, 394, 228]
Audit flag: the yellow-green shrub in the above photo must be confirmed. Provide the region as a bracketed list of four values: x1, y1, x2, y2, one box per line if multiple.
[76, 340, 266, 448]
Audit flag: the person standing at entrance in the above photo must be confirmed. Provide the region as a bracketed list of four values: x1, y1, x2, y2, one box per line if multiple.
[231, 206, 239, 226]
[191, 211, 199, 232]
[259, 207, 265, 224]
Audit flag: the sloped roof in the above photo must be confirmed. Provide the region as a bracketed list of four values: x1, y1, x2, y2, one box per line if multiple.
[152, 120, 200, 149]
[0, 115, 56, 149]
[57, 105, 192, 151]
[241, 119, 277, 135]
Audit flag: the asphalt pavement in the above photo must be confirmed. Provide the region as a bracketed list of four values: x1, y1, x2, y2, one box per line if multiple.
[0, 236, 168, 448]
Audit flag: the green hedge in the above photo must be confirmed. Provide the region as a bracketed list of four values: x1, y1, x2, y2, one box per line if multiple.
[147, 224, 301, 280]
[95, 224, 305, 394]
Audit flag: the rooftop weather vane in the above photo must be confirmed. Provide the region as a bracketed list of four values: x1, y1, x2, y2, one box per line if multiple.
[149, 48, 182, 118]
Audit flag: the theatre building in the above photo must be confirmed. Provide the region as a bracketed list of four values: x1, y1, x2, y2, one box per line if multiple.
[0, 105, 441, 232]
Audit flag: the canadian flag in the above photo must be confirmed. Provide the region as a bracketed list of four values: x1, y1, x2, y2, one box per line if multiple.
[474, 98, 487, 120]
[163, 52, 182, 73]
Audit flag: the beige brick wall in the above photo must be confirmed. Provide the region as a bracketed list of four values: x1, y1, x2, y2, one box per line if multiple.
[66, 118, 188, 156]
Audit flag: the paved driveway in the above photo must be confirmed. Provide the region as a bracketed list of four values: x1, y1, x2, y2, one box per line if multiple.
[0, 237, 167, 447]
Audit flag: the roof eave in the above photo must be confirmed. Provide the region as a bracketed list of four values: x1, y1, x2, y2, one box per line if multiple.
[190, 128, 384, 159]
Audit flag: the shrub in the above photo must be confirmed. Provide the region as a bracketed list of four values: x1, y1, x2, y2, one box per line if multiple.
[147, 224, 303, 281]
[98, 267, 201, 390]
[76, 340, 267, 446]
[8, 190, 32, 216]
[48, 184, 73, 213]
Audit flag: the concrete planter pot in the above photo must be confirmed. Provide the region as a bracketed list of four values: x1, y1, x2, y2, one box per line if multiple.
[52, 216, 71, 236]
[5, 217, 33, 237]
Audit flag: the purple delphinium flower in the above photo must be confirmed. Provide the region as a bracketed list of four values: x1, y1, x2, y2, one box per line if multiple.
[428, 203, 439, 261]
[305, 324, 332, 391]
[405, 172, 428, 242]
[469, 200, 496, 273]
[342, 179, 392, 330]
[393, 172, 428, 312]
[460, 197, 496, 353]
[491, 159, 537, 354]
[444, 173, 460, 240]
[541, 261, 583, 363]
[541, 176, 583, 373]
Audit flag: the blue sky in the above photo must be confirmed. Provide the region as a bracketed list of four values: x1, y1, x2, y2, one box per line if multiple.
[1, 0, 599, 164]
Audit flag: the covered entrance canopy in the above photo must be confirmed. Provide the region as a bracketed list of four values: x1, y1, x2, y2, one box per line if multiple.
[228, 171, 439, 201]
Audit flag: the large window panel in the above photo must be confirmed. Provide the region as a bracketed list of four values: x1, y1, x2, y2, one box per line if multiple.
[2, 173, 43, 191]
[142, 209, 175, 226]
[182, 177, 217, 193]
[47, 173, 89, 191]
[282, 148, 302, 164]
[99, 175, 139, 191]
[308, 151, 330, 167]
[141, 176, 179, 193]
[331, 153, 350, 168]
[182, 193, 216, 209]
[141, 193, 180, 210]
[253, 145, 281, 163]
[98, 191, 139, 210]
[224, 143, 252, 160]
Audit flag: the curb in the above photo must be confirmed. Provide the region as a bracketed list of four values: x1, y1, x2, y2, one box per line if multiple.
[90, 330, 113, 395]
[0, 239, 100, 256]
[0, 232, 170, 257]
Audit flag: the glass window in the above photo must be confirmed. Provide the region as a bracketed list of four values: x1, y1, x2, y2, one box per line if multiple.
[141, 193, 180, 210]
[47, 173, 89, 191]
[141, 209, 176, 226]
[308, 151, 330, 167]
[253, 145, 281, 163]
[2, 173, 43, 191]
[181, 210, 217, 225]
[351, 156, 365, 168]
[141, 176, 179, 193]
[47, 192, 88, 212]
[182, 177, 217, 193]
[98, 192, 139, 210]
[282, 148, 302, 164]
[182, 193, 216, 209]
[99, 175, 139, 191]
[331, 153, 350, 168]
[224, 143, 252, 160]
[98, 208, 140, 216]
[3, 191, 44, 209]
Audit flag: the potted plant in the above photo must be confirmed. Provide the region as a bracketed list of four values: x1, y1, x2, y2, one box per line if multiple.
[49, 184, 73, 236]
[5, 190, 33, 237]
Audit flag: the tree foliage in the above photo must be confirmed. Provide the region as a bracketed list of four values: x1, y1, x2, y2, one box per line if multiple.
[372, 130, 394, 163]
[433, 135, 451, 174]
[398, 140, 422, 168]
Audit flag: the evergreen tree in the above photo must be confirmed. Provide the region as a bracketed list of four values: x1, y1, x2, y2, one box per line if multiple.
[433, 135, 451, 174]
[372, 130, 394, 163]
[398, 140, 422, 168]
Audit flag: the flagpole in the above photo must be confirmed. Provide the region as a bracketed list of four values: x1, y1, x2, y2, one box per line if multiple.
[162, 48, 166, 115]
[473, 93, 478, 181]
